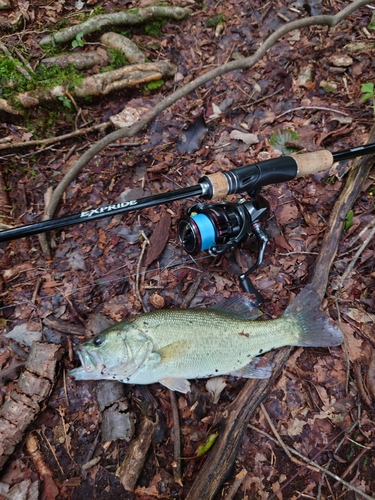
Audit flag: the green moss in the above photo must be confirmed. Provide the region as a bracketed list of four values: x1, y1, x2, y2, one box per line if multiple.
[0, 57, 29, 93]
[0, 55, 84, 104]
[127, 8, 140, 15]
[53, 18, 71, 29]
[34, 63, 83, 90]
[142, 79, 164, 91]
[101, 48, 129, 73]
[90, 5, 106, 17]
[144, 18, 166, 37]
[206, 13, 225, 27]
[42, 42, 64, 58]
[119, 29, 133, 38]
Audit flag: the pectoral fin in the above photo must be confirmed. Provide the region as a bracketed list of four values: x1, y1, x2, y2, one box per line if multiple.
[160, 377, 191, 393]
[229, 357, 274, 379]
[158, 340, 191, 362]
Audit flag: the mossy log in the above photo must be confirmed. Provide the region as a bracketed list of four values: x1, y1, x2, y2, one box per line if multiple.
[42, 48, 110, 70]
[16, 61, 176, 108]
[40, 6, 192, 45]
[101, 32, 146, 64]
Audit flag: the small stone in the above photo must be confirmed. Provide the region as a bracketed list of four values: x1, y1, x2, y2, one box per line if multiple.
[328, 54, 353, 67]
[319, 80, 339, 94]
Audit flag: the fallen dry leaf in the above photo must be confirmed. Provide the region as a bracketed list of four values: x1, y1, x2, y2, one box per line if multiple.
[347, 308, 375, 324]
[229, 130, 259, 145]
[144, 212, 171, 267]
[110, 106, 151, 128]
[206, 376, 227, 404]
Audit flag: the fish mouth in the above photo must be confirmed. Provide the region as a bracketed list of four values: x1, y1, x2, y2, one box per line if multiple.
[68, 347, 105, 380]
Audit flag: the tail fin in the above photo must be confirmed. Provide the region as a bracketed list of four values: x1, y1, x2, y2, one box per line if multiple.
[283, 285, 343, 347]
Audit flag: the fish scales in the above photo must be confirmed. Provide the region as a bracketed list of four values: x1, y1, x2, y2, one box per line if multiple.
[128, 309, 297, 378]
[69, 285, 344, 393]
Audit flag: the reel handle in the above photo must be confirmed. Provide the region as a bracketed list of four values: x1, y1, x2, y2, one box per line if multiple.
[239, 276, 264, 306]
[238, 224, 269, 305]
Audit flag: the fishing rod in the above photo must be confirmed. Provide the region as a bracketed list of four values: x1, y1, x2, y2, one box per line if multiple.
[1, 142, 374, 244]
[2, 142, 375, 304]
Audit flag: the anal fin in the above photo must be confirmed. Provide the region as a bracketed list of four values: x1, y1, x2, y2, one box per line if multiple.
[229, 357, 274, 379]
[160, 377, 191, 393]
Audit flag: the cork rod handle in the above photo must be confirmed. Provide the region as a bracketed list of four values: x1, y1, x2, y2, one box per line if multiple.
[294, 150, 334, 178]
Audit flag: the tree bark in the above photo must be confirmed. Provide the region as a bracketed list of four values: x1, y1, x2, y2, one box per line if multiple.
[0, 342, 61, 471]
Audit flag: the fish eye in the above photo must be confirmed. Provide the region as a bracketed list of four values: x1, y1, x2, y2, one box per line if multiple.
[93, 335, 104, 347]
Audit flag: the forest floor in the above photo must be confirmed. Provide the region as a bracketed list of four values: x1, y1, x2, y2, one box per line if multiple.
[0, 0, 375, 499]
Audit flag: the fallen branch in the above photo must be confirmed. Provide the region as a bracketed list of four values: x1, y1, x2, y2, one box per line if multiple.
[310, 126, 375, 297]
[185, 127, 375, 499]
[169, 389, 182, 486]
[101, 32, 146, 64]
[17, 61, 176, 108]
[115, 417, 154, 491]
[42, 48, 110, 70]
[0, 121, 111, 151]
[38, 0, 370, 256]
[185, 348, 292, 499]
[40, 6, 192, 45]
[0, 97, 20, 115]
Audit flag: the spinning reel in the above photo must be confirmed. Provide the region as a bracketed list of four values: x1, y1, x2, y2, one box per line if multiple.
[178, 197, 269, 304]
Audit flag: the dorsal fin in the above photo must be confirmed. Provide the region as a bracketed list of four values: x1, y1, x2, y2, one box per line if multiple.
[209, 295, 262, 320]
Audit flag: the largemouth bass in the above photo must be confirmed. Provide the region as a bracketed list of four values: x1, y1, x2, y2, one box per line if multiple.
[69, 285, 343, 393]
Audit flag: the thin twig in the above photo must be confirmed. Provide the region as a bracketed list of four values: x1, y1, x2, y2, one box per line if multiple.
[339, 219, 375, 285]
[353, 361, 372, 406]
[333, 447, 372, 488]
[260, 403, 292, 458]
[224, 468, 247, 500]
[169, 389, 182, 486]
[334, 298, 350, 394]
[275, 105, 350, 120]
[318, 418, 361, 499]
[39, 429, 64, 475]
[0, 121, 112, 151]
[345, 219, 375, 251]
[135, 231, 149, 313]
[248, 424, 374, 500]
[31, 277, 42, 304]
[63, 368, 69, 407]
[180, 274, 203, 309]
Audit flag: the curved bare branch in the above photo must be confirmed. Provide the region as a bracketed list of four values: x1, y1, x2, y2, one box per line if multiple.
[39, 0, 370, 253]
